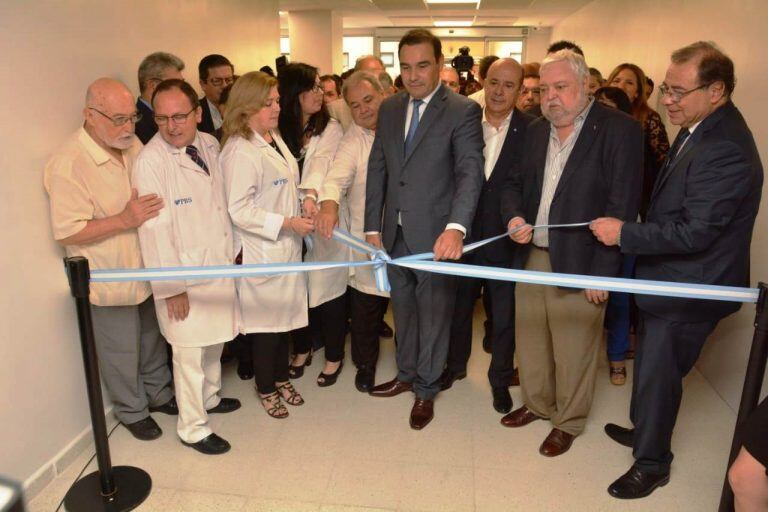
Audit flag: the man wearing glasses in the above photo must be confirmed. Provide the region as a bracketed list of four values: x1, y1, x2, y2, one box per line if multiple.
[197, 54, 235, 140]
[516, 69, 541, 117]
[591, 41, 763, 499]
[133, 79, 241, 455]
[135, 52, 185, 144]
[44, 78, 175, 442]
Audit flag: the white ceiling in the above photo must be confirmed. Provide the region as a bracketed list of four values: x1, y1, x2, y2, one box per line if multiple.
[279, 0, 594, 29]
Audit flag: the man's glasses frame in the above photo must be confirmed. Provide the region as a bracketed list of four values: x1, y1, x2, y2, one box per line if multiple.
[154, 107, 197, 126]
[89, 107, 142, 127]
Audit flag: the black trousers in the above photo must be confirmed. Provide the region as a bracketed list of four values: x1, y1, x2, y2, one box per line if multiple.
[292, 293, 348, 363]
[350, 286, 389, 369]
[448, 252, 516, 388]
[388, 227, 456, 400]
[631, 310, 718, 474]
[248, 332, 290, 394]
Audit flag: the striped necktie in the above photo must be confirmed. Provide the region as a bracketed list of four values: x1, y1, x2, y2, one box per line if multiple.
[185, 145, 209, 175]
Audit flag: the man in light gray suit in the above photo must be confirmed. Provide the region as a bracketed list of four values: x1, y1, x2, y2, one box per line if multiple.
[365, 29, 484, 430]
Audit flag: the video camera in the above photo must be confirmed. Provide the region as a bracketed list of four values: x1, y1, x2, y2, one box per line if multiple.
[451, 46, 474, 74]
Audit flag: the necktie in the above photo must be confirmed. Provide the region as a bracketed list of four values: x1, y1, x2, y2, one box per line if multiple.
[185, 145, 209, 175]
[657, 127, 690, 184]
[404, 99, 424, 154]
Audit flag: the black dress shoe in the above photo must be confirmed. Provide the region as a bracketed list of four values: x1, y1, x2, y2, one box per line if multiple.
[439, 368, 467, 391]
[608, 465, 669, 499]
[492, 386, 513, 413]
[288, 352, 313, 379]
[482, 334, 492, 354]
[149, 397, 178, 415]
[355, 366, 376, 392]
[207, 397, 242, 414]
[124, 417, 162, 441]
[605, 423, 634, 448]
[181, 433, 231, 455]
[237, 359, 254, 380]
[380, 321, 394, 339]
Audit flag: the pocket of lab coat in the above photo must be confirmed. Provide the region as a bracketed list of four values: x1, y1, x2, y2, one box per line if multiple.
[242, 244, 293, 283]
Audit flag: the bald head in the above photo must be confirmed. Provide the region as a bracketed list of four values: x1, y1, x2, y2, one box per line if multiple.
[355, 55, 385, 73]
[85, 78, 133, 110]
[83, 78, 138, 151]
[484, 58, 523, 119]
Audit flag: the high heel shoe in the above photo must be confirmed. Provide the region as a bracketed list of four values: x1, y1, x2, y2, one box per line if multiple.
[288, 351, 312, 379]
[317, 361, 344, 387]
[277, 381, 305, 406]
[259, 391, 288, 419]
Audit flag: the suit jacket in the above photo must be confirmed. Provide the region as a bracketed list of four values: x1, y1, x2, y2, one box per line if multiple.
[135, 98, 157, 145]
[621, 101, 763, 322]
[365, 85, 484, 253]
[198, 97, 220, 140]
[471, 108, 534, 265]
[501, 101, 643, 277]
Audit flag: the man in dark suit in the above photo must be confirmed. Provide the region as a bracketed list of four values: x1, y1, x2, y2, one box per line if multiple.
[364, 29, 484, 430]
[500, 49, 643, 457]
[197, 54, 235, 140]
[592, 41, 763, 499]
[134, 52, 185, 144]
[443, 58, 534, 414]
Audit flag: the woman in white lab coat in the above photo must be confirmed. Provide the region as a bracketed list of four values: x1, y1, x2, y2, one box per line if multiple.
[220, 71, 313, 419]
[278, 63, 347, 387]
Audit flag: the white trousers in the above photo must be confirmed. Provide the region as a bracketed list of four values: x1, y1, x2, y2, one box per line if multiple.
[171, 343, 224, 443]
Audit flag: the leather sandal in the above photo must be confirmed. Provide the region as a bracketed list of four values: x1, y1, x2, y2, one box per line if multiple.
[276, 381, 304, 406]
[610, 362, 627, 386]
[259, 391, 288, 419]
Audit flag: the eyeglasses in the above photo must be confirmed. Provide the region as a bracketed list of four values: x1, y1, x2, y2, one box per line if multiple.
[310, 84, 324, 94]
[208, 76, 235, 87]
[89, 107, 142, 127]
[154, 107, 196, 125]
[658, 83, 710, 102]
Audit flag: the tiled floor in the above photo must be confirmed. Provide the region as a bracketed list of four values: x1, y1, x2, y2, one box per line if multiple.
[29, 310, 737, 511]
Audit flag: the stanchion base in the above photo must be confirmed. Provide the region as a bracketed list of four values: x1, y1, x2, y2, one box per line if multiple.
[63, 466, 151, 512]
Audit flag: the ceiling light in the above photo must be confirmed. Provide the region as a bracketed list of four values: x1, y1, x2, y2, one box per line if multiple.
[433, 20, 473, 26]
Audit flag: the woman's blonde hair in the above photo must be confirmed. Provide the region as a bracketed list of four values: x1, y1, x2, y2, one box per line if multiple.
[221, 71, 278, 146]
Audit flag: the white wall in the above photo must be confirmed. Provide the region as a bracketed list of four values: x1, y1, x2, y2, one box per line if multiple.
[524, 27, 553, 63]
[287, 10, 344, 75]
[0, 0, 279, 490]
[553, 0, 768, 409]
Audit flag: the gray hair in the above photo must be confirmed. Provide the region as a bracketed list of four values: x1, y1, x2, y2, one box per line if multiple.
[342, 71, 383, 101]
[541, 49, 589, 82]
[138, 51, 185, 93]
[354, 55, 385, 71]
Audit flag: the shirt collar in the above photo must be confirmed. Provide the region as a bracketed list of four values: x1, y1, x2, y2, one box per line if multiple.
[686, 120, 703, 135]
[78, 126, 123, 167]
[482, 108, 514, 129]
[162, 131, 202, 155]
[410, 83, 442, 107]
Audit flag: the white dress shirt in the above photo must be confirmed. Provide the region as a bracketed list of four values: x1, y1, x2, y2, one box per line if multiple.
[482, 109, 513, 180]
[206, 97, 223, 130]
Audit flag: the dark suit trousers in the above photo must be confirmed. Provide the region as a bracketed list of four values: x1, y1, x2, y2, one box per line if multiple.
[630, 310, 718, 474]
[448, 253, 516, 388]
[349, 287, 389, 369]
[388, 227, 456, 400]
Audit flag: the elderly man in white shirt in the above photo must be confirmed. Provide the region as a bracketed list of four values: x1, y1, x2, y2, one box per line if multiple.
[315, 71, 391, 392]
[133, 79, 241, 456]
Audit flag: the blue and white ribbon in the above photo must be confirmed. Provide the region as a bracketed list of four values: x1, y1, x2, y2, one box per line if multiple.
[87, 227, 760, 304]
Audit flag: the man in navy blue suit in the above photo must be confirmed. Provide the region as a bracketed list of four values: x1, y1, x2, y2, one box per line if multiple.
[592, 41, 763, 500]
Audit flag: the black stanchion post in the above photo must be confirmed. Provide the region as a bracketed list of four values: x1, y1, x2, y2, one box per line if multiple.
[719, 282, 768, 512]
[62, 257, 152, 512]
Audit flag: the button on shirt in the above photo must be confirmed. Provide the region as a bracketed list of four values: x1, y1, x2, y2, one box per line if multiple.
[533, 98, 594, 248]
[482, 109, 513, 179]
[43, 128, 151, 306]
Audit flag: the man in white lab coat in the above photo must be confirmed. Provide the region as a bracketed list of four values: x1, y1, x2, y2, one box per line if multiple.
[134, 79, 241, 455]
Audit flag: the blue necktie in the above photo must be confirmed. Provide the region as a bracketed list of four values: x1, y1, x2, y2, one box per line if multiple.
[404, 99, 423, 154]
[186, 145, 209, 175]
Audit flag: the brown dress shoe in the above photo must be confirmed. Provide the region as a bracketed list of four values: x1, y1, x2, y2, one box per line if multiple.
[409, 399, 434, 430]
[539, 428, 575, 457]
[369, 378, 413, 397]
[500, 406, 541, 428]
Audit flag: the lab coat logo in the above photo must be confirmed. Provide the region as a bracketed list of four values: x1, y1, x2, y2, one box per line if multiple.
[174, 197, 193, 206]
[273, 178, 288, 186]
